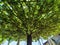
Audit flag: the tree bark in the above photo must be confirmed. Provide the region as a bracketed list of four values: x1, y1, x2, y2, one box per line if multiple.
[8, 40, 10, 45]
[8, 38, 11, 45]
[0, 44, 1, 45]
[38, 39, 41, 45]
[17, 36, 20, 45]
[27, 34, 32, 45]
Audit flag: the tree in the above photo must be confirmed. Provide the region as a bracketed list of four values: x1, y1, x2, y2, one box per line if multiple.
[0, 0, 60, 45]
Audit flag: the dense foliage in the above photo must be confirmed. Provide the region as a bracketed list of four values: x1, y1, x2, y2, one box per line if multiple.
[0, 0, 60, 45]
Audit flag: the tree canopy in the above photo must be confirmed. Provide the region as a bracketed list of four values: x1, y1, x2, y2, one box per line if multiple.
[0, 0, 60, 45]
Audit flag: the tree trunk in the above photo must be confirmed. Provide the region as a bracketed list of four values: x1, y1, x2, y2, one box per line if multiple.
[38, 39, 41, 45]
[0, 44, 1, 45]
[8, 40, 10, 45]
[8, 42, 10, 45]
[17, 36, 20, 45]
[27, 34, 32, 45]
[8, 38, 11, 45]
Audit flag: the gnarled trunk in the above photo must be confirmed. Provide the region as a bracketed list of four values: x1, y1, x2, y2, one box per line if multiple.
[27, 34, 32, 45]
